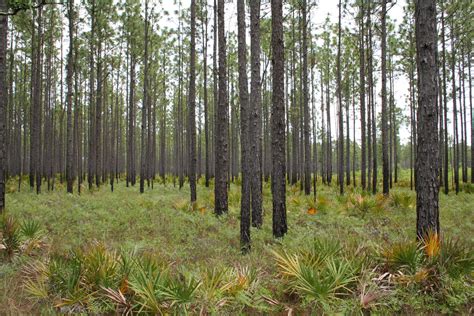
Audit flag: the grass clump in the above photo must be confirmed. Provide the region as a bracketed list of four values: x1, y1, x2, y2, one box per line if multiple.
[272, 239, 358, 310]
[346, 193, 386, 217]
[381, 232, 473, 300]
[1, 216, 45, 259]
[389, 191, 415, 211]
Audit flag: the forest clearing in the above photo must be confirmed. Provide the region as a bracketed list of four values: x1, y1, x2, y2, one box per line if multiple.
[0, 0, 473, 314]
[0, 175, 473, 314]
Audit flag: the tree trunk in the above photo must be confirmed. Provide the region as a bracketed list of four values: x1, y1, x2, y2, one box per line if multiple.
[337, 0, 344, 194]
[367, 3, 377, 194]
[271, 0, 287, 238]
[66, 0, 75, 193]
[33, 7, 43, 194]
[381, 0, 389, 195]
[0, 0, 7, 212]
[441, 1, 449, 192]
[325, 37, 332, 185]
[359, 0, 366, 190]
[469, 52, 473, 184]
[237, 0, 251, 252]
[249, 0, 262, 227]
[88, 1, 95, 190]
[140, 0, 149, 193]
[95, 41, 102, 188]
[215, 0, 228, 215]
[202, 0, 210, 188]
[346, 78, 350, 186]
[189, 0, 197, 202]
[302, 0, 311, 195]
[415, 0, 439, 238]
[450, 7, 459, 194]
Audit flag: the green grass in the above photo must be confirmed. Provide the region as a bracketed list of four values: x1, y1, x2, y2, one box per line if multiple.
[0, 174, 473, 314]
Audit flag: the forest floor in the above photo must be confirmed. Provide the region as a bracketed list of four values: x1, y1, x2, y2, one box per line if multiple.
[1, 173, 473, 314]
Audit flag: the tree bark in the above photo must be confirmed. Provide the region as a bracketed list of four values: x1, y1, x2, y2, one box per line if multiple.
[450, 6, 459, 194]
[302, 0, 311, 195]
[441, 1, 449, 192]
[237, 0, 250, 252]
[337, 0, 344, 194]
[189, 0, 197, 202]
[140, 0, 149, 193]
[249, 0, 263, 227]
[215, 0, 228, 215]
[0, 0, 7, 212]
[88, 0, 95, 190]
[415, 0, 439, 238]
[66, 0, 75, 193]
[202, 0, 210, 188]
[271, 0, 287, 238]
[381, 0, 389, 195]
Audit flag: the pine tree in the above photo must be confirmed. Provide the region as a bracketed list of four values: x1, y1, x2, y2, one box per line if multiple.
[271, 0, 287, 238]
[415, 0, 439, 238]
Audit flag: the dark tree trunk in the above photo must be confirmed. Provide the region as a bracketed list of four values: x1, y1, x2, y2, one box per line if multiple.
[212, 0, 217, 179]
[381, 0, 389, 195]
[88, 1, 95, 190]
[352, 77, 356, 186]
[177, 13, 184, 188]
[325, 38, 332, 185]
[73, 21, 81, 194]
[367, 4, 377, 194]
[450, 9, 459, 194]
[0, 0, 7, 212]
[237, 0, 251, 252]
[337, 0, 344, 194]
[202, 0, 210, 188]
[409, 58, 416, 191]
[189, 0, 197, 202]
[33, 7, 43, 194]
[320, 69, 326, 184]
[249, 0, 262, 228]
[415, 0, 439, 238]
[271, 0, 287, 238]
[441, 2, 449, 192]
[359, 0, 366, 190]
[346, 78, 350, 186]
[66, 0, 75, 193]
[160, 58, 166, 182]
[302, 0, 310, 195]
[290, 14, 298, 187]
[460, 50, 467, 183]
[215, 0, 228, 215]
[129, 56, 136, 186]
[469, 52, 473, 184]
[95, 46, 102, 188]
[140, 0, 149, 193]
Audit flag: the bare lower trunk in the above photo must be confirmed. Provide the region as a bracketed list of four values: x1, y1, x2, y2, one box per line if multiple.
[415, 0, 439, 238]
[215, 0, 228, 215]
[271, 0, 287, 238]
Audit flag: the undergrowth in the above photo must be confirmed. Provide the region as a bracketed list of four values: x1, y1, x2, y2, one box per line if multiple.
[0, 176, 473, 313]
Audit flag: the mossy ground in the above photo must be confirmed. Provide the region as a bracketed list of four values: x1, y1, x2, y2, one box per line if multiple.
[1, 172, 473, 314]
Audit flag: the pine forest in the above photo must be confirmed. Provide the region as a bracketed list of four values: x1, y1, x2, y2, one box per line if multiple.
[0, 0, 473, 313]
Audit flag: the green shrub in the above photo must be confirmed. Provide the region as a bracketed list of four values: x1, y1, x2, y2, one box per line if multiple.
[383, 241, 424, 275]
[0, 215, 20, 259]
[389, 191, 414, 211]
[272, 239, 357, 308]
